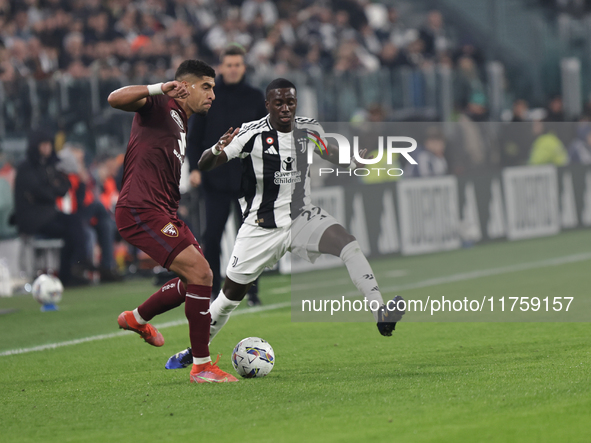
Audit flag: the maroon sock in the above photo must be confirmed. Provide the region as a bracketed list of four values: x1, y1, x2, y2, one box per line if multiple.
[185, 284, 212, 359]
[137, 278, 186, 322]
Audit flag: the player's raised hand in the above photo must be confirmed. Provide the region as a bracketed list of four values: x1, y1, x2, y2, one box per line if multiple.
[162, 81, 189, 99]
[214, 127, 240, 153]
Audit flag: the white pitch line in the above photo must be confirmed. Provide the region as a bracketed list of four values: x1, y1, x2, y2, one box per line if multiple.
[0, 331, 132, 356]
[379, 251, 591, 294]
[269, 269, 409, 294]
[293, 251, 591, 298]
[2, 251, 591, 357]
[0, 302, 291, 357]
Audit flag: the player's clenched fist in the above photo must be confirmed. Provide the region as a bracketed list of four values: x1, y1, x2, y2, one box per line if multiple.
[162, 81, 189, 99]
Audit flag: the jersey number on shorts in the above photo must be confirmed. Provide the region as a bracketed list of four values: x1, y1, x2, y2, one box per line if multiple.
[301, 207, 326, 222]
[177, 132, 186, 156]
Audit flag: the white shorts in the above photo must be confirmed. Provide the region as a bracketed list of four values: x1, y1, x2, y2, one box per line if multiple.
[225, 206, 339, 285]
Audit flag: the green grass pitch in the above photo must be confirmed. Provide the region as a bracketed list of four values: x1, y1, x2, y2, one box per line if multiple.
[1, 231, 590, 442]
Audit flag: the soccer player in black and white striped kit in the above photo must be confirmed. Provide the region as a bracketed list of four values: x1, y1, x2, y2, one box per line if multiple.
[166, 78, 404, 369]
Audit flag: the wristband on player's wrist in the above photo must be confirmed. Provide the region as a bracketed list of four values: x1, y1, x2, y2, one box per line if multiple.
[211, 146, 223, 156]
[147, 83, 164, 96]
[348, 160, 357, 170]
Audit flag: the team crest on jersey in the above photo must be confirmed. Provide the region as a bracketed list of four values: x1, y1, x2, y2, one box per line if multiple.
[170, 110, 184, 131]
[297, 136, 308, 153]
[161, 222, 179, 237]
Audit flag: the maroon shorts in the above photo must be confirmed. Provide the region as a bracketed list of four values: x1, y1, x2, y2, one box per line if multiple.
[115, 207, 203, 270]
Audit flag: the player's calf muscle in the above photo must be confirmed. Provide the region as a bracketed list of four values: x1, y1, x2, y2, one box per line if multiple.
[222, 279, 250, 301]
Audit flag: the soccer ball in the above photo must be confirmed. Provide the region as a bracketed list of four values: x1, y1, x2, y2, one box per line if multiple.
[231, 337, 275, 378]
[32, 274, 63, 306]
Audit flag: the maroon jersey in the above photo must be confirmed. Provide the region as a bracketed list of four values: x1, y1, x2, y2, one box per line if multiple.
[117, 94, 188, 215]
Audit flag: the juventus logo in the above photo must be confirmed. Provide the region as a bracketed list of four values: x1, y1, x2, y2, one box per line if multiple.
[296, 137, 308, 153]
[231, 256, 238, 267]
[363, 274, 375, 280]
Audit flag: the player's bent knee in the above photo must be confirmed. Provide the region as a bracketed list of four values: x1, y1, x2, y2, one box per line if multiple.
[188, 265, 213, 286]
[170, 247, 214, 286]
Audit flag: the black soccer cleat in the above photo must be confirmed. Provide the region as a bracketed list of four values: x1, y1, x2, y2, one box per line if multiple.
[377, 295, 406, 337]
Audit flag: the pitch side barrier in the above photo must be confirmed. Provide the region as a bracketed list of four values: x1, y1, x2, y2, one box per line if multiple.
[282, 163, 591, 274]
[284, 121, 591, 322]
[281, 121, 588, 273]
[288, 163, 591, 322]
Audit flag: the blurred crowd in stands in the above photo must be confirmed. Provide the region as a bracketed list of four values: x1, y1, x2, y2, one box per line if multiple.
[4, 0, 591, 285]
[537, 0, 591, 16]
[0, 0, 472, 84]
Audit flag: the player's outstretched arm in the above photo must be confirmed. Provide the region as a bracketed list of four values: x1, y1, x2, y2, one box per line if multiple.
[198, 127, 239, 171]
[107, 81, 189, 112]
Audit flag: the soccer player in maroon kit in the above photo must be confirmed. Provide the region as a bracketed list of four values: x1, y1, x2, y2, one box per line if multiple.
[108, 60, 238, 383]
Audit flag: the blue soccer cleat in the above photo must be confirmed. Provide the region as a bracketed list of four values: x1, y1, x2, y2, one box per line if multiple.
[165, 347, 193, 369]
[40, 303, 59, 312]
[377, 295, 405, 337]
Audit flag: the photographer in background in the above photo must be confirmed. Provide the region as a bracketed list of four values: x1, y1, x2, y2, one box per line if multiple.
[13, 130, 89, 286]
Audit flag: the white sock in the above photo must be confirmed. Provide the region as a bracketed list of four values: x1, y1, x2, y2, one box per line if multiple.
[193, 356, 211, 365]
[132, 308, 147, 325]
[340, 241, 384, 321]
[209, 290, 241, 342]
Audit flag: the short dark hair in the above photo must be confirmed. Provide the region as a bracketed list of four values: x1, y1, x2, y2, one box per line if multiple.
[174, 60, 215, 81]
[266, 78, 296, 97]
[220, 44, 246, 62]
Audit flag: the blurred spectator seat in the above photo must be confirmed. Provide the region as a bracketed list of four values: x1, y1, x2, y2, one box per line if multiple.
[0, 178, 17, 239]
[19, 235, 64, 280]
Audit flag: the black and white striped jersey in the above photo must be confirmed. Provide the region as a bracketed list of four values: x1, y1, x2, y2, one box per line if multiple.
[223, 115, 327, 228]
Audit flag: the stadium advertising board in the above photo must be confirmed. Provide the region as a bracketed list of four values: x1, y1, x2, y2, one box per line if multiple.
[396, 176, 460, 255]
[279, 164, 591, 276]
[502, 166, 560, 240]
